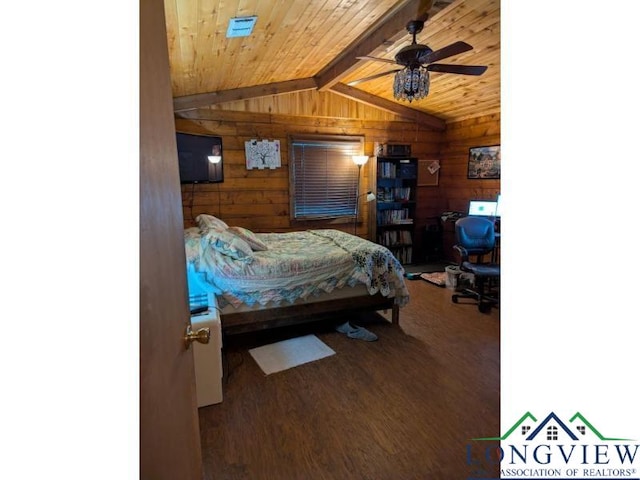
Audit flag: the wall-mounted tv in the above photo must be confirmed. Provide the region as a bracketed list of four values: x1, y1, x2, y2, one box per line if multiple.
[176, 132, 224, 184]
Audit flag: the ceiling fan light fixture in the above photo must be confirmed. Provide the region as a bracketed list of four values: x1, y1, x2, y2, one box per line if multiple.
[393, 66, 429, 102]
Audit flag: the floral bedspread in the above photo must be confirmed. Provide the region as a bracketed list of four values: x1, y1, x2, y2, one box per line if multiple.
[185, 228, 409, 309]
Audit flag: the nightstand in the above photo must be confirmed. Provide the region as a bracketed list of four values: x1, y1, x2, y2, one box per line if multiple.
[191, 293, 223, 407]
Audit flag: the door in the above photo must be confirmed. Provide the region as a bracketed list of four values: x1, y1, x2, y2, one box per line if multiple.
[140, 0, 203, 478]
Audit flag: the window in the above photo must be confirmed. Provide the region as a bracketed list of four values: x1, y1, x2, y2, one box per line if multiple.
[547, 426, 558, 440]
[290, 135, 364, 220]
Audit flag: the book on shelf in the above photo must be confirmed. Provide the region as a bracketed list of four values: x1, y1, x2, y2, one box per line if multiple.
[377, 208, 412, 225]
[376, 186, 411, 202]
[377, 230, 413, 247]
[388, 246, 413, 264]
[377, 161, 398, 179]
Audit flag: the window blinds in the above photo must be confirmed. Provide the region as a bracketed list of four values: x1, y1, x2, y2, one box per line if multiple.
[291, 138, 361, 219]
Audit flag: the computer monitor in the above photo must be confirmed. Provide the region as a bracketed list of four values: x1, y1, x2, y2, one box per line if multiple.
[468, 200, 497, 217]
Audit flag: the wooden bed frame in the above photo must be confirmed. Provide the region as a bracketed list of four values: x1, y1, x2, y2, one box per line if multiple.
[220, 293, 400, 335]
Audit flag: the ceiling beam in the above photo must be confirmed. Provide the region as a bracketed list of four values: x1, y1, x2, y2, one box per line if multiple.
[171, 1, 459, 115]
[173, 78, 318, 112]
[314, 0, 433, 92]
[329, 83, 445, 131]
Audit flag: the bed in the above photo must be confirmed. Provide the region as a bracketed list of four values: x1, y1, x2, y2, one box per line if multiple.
[185, 214, 410, 335]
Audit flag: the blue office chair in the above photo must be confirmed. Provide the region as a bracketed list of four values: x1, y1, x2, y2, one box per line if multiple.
[451, 216, 500, 313]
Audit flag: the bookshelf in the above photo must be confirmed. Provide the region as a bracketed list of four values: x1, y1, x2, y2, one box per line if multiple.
[375, 155, 417, 265]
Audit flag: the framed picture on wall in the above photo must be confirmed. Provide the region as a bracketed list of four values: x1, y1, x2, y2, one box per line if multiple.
[468, 145, 500, 179]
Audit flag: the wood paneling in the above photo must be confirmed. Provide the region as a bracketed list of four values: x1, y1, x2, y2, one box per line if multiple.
[438, 112, 501, 259]
[164, 0, 400, 96]
[176, 109, 499, 264]
[165, 0, 500, 123]
[176, 110, 444, 245]
[341, 0, 500, 122]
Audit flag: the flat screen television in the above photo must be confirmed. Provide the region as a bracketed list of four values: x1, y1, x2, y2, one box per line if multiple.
[176, 132, 224, 183]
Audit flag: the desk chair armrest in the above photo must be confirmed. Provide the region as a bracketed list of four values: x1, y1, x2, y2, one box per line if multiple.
[453, 244, 469, 263]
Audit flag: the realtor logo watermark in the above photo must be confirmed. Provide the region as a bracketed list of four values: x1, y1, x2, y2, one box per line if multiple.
[467, 411, 639, 479]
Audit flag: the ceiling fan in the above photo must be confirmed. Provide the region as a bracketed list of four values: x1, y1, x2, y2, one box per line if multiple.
[351, 19, 487, 102]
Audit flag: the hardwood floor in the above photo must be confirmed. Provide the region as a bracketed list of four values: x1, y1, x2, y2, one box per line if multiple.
[198, 279, 500, 479]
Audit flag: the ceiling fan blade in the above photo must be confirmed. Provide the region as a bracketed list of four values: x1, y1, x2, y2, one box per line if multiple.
[356, 55, 398, 65]
[418, 41, 473, 64]
[427, 64, 488, 75]
[347, 69, 402, 86]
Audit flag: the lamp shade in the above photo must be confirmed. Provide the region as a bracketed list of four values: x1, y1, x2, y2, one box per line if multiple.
[352, 155, 369, 166]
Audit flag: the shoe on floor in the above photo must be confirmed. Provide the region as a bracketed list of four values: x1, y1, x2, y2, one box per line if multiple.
[335, 322, 378, 341]
[335, 321, 358, 334]
[347, 326, 378, 342]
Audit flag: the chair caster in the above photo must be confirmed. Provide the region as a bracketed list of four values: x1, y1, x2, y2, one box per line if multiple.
[452, 295, 459, 304]
[478, 302, 492, 314]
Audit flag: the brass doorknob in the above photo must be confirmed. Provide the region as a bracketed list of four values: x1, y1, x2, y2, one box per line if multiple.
[184, 324, 210, 350]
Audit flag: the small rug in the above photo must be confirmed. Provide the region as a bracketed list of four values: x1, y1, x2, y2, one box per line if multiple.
[420, 271, 447, 288]
[249, 334, 336, 375]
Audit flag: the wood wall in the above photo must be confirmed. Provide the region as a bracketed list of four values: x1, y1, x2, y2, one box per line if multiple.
[437, 112, 501, 260]
[175, 109, 499, 264]
[175, 110, 441, 243]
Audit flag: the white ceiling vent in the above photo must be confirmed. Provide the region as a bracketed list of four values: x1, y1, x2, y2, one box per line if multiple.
[226, 16, 258, 38]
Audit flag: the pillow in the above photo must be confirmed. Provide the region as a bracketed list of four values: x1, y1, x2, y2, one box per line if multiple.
[196, 214, 229, 232]
[202, 229, 253, 262]
[228, 226, 269, 251]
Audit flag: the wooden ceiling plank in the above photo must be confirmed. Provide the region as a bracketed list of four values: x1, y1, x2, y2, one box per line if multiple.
[344, 0, 478, 76]
[216, 0, 260, 91]
[265, 0, 344, 83]
[173, 77, 318, 111]
[314, 0, 432, 91]
[420, 16, 500, 59]
[168, 0, 500, 124]
[163, 0, 182, 93]
[329, 83, 445, 130]
[341, 18, 499, 87]
[341, 2, 499, 121]
[423, 0, 497, 35]
[245, 0, 298, 85]
[339, 2, 498, 89]
[369, 0, 498, 73]
[169, 0, 201, 96]
[196, 90, 405, 122]
[306, 0, 400, 66]
[191, 0, 229, 94]
[175, 108, 441, 135]
[214, 0, 261, 91]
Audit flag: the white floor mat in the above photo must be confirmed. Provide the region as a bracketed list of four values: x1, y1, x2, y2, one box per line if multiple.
[248, 334, 336, 375]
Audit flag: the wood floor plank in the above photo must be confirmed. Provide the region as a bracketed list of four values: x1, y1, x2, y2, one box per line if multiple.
[198, 278, 500, 479]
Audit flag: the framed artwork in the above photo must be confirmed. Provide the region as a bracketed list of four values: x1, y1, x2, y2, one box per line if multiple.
[245, 139, 282, 169]
[418, 159, 440, 186]
[468, 145, 500, 179]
